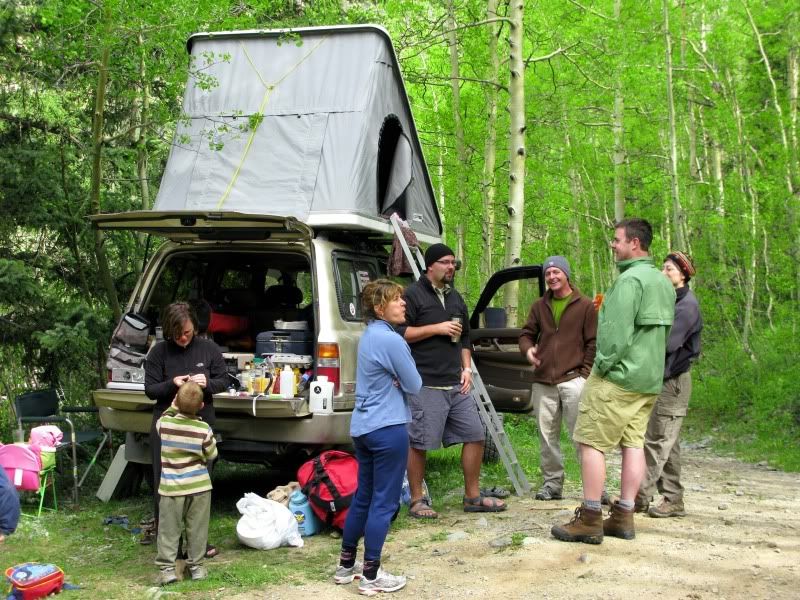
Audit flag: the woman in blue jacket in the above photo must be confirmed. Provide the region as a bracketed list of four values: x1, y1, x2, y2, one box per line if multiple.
[334, 279, 422, 596]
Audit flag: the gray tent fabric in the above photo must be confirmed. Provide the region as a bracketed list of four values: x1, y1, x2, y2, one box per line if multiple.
[152, 25, 442, 238]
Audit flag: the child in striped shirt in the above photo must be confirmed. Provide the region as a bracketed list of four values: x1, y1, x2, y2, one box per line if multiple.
[155, 381, 217, 586]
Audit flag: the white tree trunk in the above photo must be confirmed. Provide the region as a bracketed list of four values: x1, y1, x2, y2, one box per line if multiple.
[663, 0, 685, 249]
[612, 0, 625, 222]
[481, 0, 500, 283]
[447, 1, 469, 293]
[503, 0, 526, 326]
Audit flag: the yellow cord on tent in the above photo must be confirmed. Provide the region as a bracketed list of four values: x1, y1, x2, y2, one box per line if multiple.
[216, 36, 328, 210]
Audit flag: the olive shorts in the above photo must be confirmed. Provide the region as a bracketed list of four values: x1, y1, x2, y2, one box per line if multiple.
[573, 373, 658, 453]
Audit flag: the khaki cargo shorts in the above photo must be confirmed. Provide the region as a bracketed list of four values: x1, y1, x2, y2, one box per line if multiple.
[573, 372, 657, 453]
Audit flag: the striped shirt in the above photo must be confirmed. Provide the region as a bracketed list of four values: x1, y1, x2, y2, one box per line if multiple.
[156, 407, 218, 497]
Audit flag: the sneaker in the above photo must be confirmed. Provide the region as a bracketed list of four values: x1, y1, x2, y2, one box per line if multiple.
[551, 505, 604, 544]
[358, 568, 407, 596]
[157, 567, 178, 586]
[648, 497, 686, 518]
[188, 565, 208, 581]
[334, 560, 363, 584]
[535, 486, 563, 501]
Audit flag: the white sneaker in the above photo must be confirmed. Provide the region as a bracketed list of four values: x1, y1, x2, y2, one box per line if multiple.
[334, 560, 363, 584]
[157, 567, 178, 586]
[358, 568, 407, 596]
[189, 565, 208, 581]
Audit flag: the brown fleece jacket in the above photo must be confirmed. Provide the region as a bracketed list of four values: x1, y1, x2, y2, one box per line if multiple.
[518, 288, 597, 385]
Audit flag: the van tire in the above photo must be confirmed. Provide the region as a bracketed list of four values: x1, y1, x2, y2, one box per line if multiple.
[482, 412, 504, 464]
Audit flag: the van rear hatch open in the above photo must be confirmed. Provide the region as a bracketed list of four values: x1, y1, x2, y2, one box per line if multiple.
[89, 211, 313, 242]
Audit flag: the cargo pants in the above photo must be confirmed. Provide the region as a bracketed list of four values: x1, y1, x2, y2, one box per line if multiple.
[638, 371, 692, 504]
[155, 491, 211, 570]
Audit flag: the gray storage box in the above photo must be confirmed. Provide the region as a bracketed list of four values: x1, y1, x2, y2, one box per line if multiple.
[256, 330, 313, 356]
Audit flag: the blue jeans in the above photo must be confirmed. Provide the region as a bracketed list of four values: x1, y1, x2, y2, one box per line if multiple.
[342, 423, 409, 561]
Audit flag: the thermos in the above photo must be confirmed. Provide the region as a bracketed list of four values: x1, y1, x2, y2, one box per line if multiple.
[288, 489, 321, 536]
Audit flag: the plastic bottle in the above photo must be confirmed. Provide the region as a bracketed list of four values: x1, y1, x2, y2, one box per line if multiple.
[280, 365, 295, 399]
[253, 360, 266, 393]
[243, 363, 254, 394]
[297, 370, 313, 393]
[288, 489, 321, 536]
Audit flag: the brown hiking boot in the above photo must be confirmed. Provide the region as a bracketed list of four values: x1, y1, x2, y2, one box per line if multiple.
[634, 496, 649, 513]
[603, 501, 636, 540]
[647, 497, 686, 518]
[551, 505, 604, 544]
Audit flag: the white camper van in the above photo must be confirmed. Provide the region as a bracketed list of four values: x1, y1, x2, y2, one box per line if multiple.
[91, 25, 543, 473]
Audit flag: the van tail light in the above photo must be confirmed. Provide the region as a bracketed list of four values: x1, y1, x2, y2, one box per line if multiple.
[316, 343, 340, 394]
[107, 370, 113, 383]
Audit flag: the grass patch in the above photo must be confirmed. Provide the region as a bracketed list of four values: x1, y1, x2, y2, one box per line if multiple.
[1, 464, 344, 599]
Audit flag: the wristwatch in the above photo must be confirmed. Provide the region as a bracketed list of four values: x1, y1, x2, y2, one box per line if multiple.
[462, 367, 473, 374]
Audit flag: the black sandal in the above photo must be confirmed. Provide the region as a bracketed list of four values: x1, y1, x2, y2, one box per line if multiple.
[480, 486, 511, 499]
[463, 495, 507, 513]
[408, 498, 438, 519]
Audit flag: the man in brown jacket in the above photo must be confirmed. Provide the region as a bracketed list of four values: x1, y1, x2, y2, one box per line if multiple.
[519, 256, 597, 500]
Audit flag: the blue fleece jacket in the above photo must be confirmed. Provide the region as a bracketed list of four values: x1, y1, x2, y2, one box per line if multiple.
[351, 319, 423, 438]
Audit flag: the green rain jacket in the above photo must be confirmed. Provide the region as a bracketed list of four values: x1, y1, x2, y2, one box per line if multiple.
[593, 257, 676, 394]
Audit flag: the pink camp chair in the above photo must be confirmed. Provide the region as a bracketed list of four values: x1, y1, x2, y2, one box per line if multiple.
[0, 443, 56, 517]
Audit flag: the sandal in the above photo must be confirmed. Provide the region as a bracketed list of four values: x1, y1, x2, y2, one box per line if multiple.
[463, 495, 507, 513]
[408, 498, 438, 519]
[480, 486, 510, 499]
[139, 526, 155, 545]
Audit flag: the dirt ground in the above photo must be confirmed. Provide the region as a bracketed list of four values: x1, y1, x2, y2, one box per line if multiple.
[232, 446, 799, 600]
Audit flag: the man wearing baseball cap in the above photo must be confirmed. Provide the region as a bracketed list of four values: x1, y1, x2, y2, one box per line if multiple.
[397, 243, 506, 519]
[519, 256, 597, 501]
[636, 251, 703, 518]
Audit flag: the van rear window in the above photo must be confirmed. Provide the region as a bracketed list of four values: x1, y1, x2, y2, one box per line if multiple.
[334, 256, 379, 321]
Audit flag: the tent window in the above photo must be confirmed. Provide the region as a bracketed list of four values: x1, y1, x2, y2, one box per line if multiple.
[377, 115, 412, 219]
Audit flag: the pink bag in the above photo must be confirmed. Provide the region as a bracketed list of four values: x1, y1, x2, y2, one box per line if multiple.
[0, 443, 42, 492]
[29, 426, 62, 448]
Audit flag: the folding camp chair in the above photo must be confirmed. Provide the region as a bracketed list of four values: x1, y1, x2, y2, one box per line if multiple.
[13, 389, 112, 504]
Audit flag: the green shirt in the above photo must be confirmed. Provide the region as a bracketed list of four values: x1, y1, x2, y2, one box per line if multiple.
[550, 294, 571, 327]
[593, 257, 676, 394]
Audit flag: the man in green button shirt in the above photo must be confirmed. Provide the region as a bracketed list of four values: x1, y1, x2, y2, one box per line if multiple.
[552, 218, 675, 545]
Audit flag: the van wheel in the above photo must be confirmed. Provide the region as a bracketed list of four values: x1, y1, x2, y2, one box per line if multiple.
[482, 412, 504, 464]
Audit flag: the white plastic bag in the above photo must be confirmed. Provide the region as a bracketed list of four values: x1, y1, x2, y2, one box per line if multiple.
[235, 492, 304, 550]
[399, 471, 431, 506]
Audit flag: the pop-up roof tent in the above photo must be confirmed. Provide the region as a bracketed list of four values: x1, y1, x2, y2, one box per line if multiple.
[143, 24, 442, 242]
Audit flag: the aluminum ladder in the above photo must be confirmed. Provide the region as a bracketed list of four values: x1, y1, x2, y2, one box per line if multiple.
[388, 214, 531, 496]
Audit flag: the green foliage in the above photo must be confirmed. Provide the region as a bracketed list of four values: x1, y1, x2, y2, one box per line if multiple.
[688, 323, 800, 471]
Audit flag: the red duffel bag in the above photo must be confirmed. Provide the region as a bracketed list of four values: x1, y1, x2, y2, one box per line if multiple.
[297, 450, 358, 530]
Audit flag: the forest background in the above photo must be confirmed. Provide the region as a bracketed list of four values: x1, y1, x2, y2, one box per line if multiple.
[0, 0, 797, 469]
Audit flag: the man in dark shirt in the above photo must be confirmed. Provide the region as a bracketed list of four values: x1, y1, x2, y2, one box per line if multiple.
[399, 244, 506, 518]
